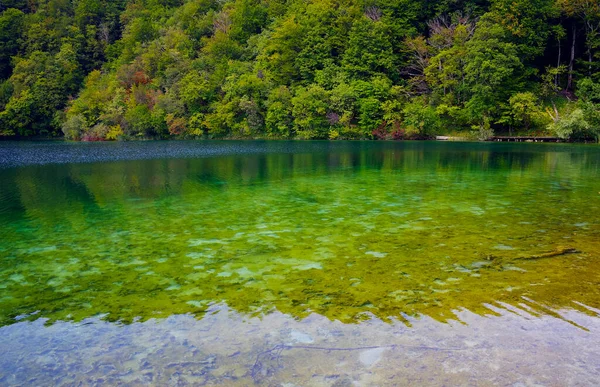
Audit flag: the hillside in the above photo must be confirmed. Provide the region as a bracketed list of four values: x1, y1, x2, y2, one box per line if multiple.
[0, 0, 599, 141]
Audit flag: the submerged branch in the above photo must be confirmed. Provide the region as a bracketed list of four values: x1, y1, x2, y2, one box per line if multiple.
[486, 247, 580, 263]
[513, 247, 580, 261]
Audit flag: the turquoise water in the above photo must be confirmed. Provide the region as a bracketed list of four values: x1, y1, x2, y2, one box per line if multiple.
[1, 141, 600, 385]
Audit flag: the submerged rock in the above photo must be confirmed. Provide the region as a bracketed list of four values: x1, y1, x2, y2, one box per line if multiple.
[359, 348, 386, 367]
[289, 331, 314, 344]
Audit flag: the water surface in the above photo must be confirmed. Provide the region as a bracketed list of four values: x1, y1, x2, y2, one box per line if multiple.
[1, 141, 599, 385]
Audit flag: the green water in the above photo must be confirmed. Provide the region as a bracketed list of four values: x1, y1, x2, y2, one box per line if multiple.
[1, 141, 600, 328]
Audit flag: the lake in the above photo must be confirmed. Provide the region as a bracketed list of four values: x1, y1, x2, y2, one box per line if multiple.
[1, 140, 599, 385]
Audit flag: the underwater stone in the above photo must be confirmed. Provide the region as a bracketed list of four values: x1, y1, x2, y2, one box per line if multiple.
[359, 348, 386, 367]
[289, 330, 314, 344]
[365, 251, 387, 258]
[295, 263, 323, 271]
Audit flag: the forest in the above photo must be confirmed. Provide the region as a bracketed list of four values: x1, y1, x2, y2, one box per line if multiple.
[0, 0, 599, 141]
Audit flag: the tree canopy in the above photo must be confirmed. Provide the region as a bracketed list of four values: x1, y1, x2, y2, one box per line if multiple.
[1, 0, 599, 141]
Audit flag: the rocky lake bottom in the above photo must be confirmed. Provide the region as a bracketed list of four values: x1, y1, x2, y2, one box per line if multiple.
[1, 140, 599, 385]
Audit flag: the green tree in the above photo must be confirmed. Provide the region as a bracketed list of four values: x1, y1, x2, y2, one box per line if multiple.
[464, 18, 524, 122]
[575, 77, 600, 140]
[342, 17, 396, 79]
[2, 44, 82, 136]
[291, 85, 330, 139]
[499, 92, 547, 133]
[424, 17, 474, 105]
[490, 0, 559, 59]
[402, 97, 440, 138]
[548, 109, 594, 140]
[265, 86, 294, 137]
[558, 0, 600, 77]
[0, 8, 25, 79]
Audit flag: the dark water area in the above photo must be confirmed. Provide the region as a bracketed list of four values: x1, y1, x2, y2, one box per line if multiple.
[1, 139, 596, 169]
[1, 141, 600, 385]
[0, 140, 428, 169]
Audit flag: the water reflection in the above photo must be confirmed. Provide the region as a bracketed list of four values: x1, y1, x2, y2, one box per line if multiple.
[1, 304, 600, 385]
[0, 141, 599, 327]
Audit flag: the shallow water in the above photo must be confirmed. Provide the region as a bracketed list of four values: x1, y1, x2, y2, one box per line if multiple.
[1, 140, 599, 385]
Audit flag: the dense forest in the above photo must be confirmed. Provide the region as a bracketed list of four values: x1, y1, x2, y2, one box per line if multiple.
[0, 0, 599, 141]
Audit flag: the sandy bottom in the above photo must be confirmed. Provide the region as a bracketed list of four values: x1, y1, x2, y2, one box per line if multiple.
[1, 303, 599, 386]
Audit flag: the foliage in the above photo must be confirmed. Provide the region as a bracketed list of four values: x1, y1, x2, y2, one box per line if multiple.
[0, 8, 24, 80]
[548, 109, 592, 140]
[464, 18, 524, 122]
[402, 97, 440, 138]
[472, 117, 495, 141]
[545, 79, 600, 142]
[572, 78, 600, 141]
[499, 92, 548, 131]
[1, 0, 600, 140]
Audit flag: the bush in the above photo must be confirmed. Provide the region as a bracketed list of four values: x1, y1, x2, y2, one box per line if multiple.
[392, 129, 406, 140]
[548, 109, 593, 141]
[402, 98, 440, 137]
[106, 125, 124, 140]
[372, 127, 388, 140]
[61, 114, 87, 140]
[472, 118, 494, 141]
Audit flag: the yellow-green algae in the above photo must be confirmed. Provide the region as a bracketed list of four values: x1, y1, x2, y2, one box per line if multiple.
[1, 141, 599, 327]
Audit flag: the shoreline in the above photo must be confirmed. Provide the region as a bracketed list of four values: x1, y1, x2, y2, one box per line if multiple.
[0, 135, 582, 143]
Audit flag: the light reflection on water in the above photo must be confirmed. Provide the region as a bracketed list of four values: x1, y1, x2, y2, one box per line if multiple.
[1, 305, 600, 385]
[1, 141, 600, 384]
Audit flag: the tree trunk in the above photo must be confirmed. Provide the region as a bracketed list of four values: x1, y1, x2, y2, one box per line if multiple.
[556, 37, 561, 87]
[568, 24, 576, 91]
[439, 60, 445, 96]
[586, 20, 594, 75]
[589, 46, 593, 75]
